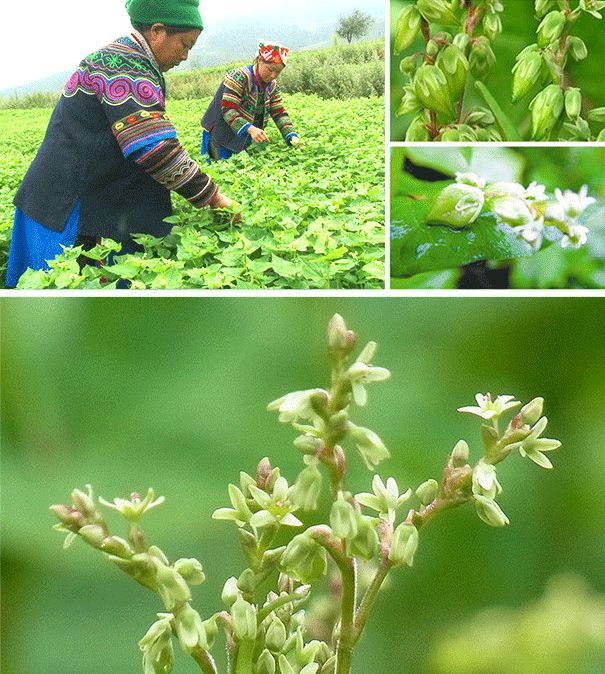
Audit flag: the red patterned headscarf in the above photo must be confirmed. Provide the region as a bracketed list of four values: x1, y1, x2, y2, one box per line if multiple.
[258, 40, 290, 66]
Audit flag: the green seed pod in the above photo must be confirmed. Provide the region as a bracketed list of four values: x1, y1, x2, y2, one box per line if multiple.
[174, 557, 205, 585]
[414, 64, 456, 118]
[483, 11, 503, 41]
[397, 86, 422, 116]
[450, 439, 470, 467]
[231, 596, 257, 641]
[565, 88, 582, 121]
[417, 0, 459, 25]
[534, 0, 557, 17]
[175, 603, 206, 653]
[520, 398, 544, 426]
[453, 32, 470, 51]
[78, 524, 106, 547]
[292, 462, 322, 512]
[515, 43, 540, 62]
[416, 479, 439, 506]
[537, 11, 566, 48]
[389, 523, 419, 567]
[568, 36, 588, 61]
[427, 183, 485, 228]
[330, 497, 358, 540]
[588, 107, 605, 123]
[436, 44, 469, 102]
[400, 55, 418, 75]
[426, 39, 440, 59]
[529, 85, 564, 140]
[457, 124, 477, 141]
[405, 115, 431, 141]
[512, 51, 543, 103]
[256, 650, 277, 674]
[281, 533, 327, 584]
[265, 617, 288, 652]
[465, 109, 495, 125]
[439, 128, 460, 141]
[394, 5, 422, 55]
[469, 36, 496, 79]
[347, 515, 380, 560]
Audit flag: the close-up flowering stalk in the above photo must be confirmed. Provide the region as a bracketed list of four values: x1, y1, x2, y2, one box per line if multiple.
[49, 315, 562, 674]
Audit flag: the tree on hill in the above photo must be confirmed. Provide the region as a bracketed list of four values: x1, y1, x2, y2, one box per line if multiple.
[336, 9, 374, 44]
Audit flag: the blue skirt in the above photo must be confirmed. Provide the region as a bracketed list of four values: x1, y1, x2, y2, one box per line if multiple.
[5, 204, 80, 288]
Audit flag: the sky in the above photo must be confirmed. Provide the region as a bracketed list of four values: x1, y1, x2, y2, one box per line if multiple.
[0, 0, 383, 90]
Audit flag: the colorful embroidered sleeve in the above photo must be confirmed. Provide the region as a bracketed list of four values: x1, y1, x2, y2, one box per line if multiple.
[221, 70, 253, 137]
[269, 84, 296, 143]
[112, 111, 218, 207]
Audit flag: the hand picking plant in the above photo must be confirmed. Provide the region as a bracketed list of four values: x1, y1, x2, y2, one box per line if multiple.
[427, 171, 595, 249]
[50, 315, 561, 674]
[513, 0, 605, 141]
[394, 0, 507, 141]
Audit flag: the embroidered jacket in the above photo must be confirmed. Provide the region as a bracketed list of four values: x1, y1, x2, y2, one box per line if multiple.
[201, 65, 296, 154]
[14, 32, 218, 241]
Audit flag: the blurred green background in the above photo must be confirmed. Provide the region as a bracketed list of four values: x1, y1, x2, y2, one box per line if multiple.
[2, 298, 605, 673]
[390, 0, 605, 140]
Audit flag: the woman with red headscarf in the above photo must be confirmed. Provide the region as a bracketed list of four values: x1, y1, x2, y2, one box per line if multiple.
[201, 40, 301, 161]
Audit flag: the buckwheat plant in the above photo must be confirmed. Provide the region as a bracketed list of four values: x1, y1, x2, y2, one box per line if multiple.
[427, 171, 596, 249]
[394, 0, 506, 141]
[50, 316, 561, 674]
[513, 0, 605, 140]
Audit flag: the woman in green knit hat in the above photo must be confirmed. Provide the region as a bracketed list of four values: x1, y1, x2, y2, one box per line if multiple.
[7, 0, 234, 288]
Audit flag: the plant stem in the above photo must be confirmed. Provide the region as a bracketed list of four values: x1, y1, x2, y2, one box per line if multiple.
[352, 557, 393, 645]
[335, 558, 357, 674]
[191, 647, 219, 674]
[234, 639, 255, 674]
[257, 590, 308, 623]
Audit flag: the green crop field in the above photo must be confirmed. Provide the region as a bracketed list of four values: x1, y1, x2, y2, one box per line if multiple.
[0, 94, 385, 289]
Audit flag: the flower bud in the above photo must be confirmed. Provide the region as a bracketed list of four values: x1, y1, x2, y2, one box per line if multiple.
[348, 424, 390, 470]
[238, 568, 257, 594]
[520, 398, 544, 426]
[537, 11, 566, 48]
[512, 51, 542, 103]
[450, 439, 470, 467]
[597, 129, 605, 142]
[469, 37, 496, 79]
[400, 55, 418, 75]
[265, 617, 288, 652]
[347, 515, 379, 560]
[568, 36, 588, 61]
[427, 183, 485, 228]
[293, 462, 323, 512]
[453, 32, 470, 51]
[415, 479, 439, 506]
[294, 434, 322, 455]
[483, 11, 502, 41]
[489, 196, 534, 226]
[474, 495, 510, 527]
[588, 107, 605, 124]
[405, 114, 431, 141]
[426, 39, 440, 59]
[465, 109, 495, 126]
[417, 0, 458, 25]
[139, 617, 174, 674]
[281, 534, 327, 584]
[330, 497, 358, 540]
[535, 0, 557, 17]
[397, 86, 422, 116]
[100, 535, 134, 558]
[174, 558, 205, 586]
[278, 655, 297, 674]
[231, 596, 257, 641]
[564, 88, 582, 121]
[202, 616, 218, 649]
[321, 656, 337, 674]
[156, 564, 192, 609]
[389, 523, 419, 567]
[222, 576, 241, 607]
[414, 64, 456, 119]
[256, 650, 276, 674]
[71, 487, 96, 518]
[439, 128, 460, 141]
[437, 44, 469, 102]
[327, 314, 356, 354]
[529, 85, 564, 140]
[78, 524, 106, 547]
[175, 603, 206, 653]
[394, 5, 422, 55]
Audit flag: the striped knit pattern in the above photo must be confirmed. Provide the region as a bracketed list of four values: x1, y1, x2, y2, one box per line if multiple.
[112, 110, 176, 157]
[221, 66, 295, 140]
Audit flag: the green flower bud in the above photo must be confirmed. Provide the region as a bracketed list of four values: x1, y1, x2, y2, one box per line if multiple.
[535, 0, 557, 18]
[400, 55, 418, 75]
[281, 534, 327, 584]
[176, 603, 207, 653]
[520, 398, 544, 426]
[394, 5, 422, 55]
[100, 535, 134, 558]
[529, 85, 564, 140]
[389, 523, 419, 567]
[330, 496, 358, 540]
[512, 51, 542, 103]
[568, 36, 588, 61]
[439, 128, 460, 141]
[265, 617, 288, 652]
[489, 195, 534, 226]
[426, 39, 440, 59]
[327, 313, 356, 354]
[416, 479, 439, 506]
[453, 32, 470, 51]
[293, 434, 322, 455]
[465, 109, 495, 126]
[297, 641, 322, 668]
[256, 650, 276, 674]
[588, 107, 605, 123]
[537, 11, 566, 47]
[202, 617, 218, 650]
[451, 439, 470, 467]
[597, 129, 605, 141]
[321, 656, 337, 674]
[456, 124, 477, 141]
[71, 487, 97, 518]
[579, 0, 605, 19]
[437, 44, 469, 101]
[397, 86, 422, 116]
[427, 183, 485, 228]
[139, 618, 174, 674]
[156, 564, 192, 609]
[222, 576, 241, 607]
[417, 0, 459, 25]
[278, 655, 297, 674]
[148, 546, 170, 566]
[474, 495, 510, 527]
[174, 558, 205, 586]
[293, 462, 323, 512]
[348, 424, 390, 470]
[565, 88, 582, 121]
[237, 568, 257, 594]
[347, 515, 379, 560]
[231, 596, 257, 641]
[483, 11, 502, 41]
[405, 114, 431, 141]
[78, 524, 106, 547]
[469, 36, 496, 79]
[414, 64, 456, 118]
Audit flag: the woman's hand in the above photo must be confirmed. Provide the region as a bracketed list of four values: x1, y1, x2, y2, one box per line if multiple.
[209, 191, 233, 209]
[290, 135, 303, 148]
[247, 126, 269, 143]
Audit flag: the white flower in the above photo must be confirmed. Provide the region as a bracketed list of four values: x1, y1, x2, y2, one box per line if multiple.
[267, 389, 328, 423]
[458, 393, 521, 421]
[554, 185, 596, 218]
[455, 172, 486, 189]
[472, 461, 502, 499]
[99, 488, 165, 522]
[580, 0, 605, 19]
[524, 181, 548, 202]
[509, 417, 561, 469]
[346, 361, 391, 407]
[355, 475, 412, 524]
[514, 216, 545, 250]
[490, 195, 534, 226]
[561, 223, 589, 249]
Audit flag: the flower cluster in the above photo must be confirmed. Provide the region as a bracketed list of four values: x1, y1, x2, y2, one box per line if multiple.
[513, 0, 605, 141]
[427, 172, 595, 250]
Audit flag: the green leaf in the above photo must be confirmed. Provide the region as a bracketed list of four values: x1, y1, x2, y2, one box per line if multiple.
[474, 81, 521, 141]
[391, 269, 460, 289]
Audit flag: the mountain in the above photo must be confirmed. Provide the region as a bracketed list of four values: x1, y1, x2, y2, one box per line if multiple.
[1, 3, 383, 96]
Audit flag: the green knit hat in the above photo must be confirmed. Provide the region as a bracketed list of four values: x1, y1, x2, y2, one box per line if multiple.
[126, 0, 203, 30]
